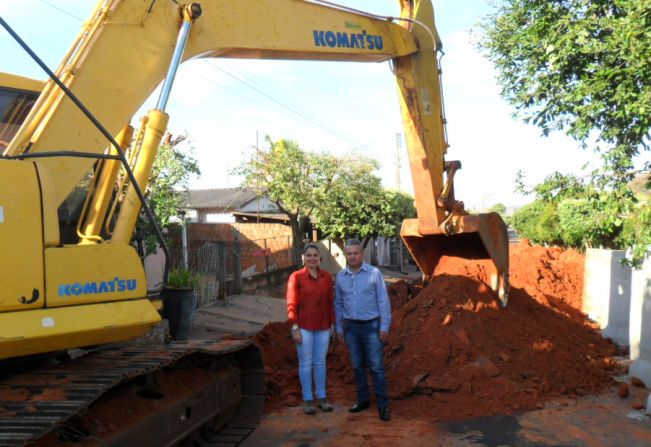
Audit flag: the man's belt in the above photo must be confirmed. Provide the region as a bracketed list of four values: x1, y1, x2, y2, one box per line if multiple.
[344, 317, 379, 324]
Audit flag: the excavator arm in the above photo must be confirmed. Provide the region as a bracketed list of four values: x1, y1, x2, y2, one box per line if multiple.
[5, 0, 416, 207]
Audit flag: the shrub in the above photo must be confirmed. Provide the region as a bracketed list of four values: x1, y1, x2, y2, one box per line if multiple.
[511, 201, 562, 245]
[167, 267, 200, 289]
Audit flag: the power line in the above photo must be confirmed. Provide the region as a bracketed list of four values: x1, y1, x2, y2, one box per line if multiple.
[37, 0, 84, 21]
[187, 66, 280, 110]
[219, 60, 344, 133]
[203, 60, 360, 147]
[217, 60, 401, 152]
[28, 1, 378, 151]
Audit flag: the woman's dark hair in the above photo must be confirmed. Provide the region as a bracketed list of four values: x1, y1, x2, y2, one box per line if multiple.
[302, 243, 320, 254]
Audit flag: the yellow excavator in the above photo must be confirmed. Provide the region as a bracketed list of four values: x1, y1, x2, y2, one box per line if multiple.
[0, 0, 509, 444]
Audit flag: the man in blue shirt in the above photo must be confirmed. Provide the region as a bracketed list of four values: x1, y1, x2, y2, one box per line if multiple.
[335, 238, 392, 422]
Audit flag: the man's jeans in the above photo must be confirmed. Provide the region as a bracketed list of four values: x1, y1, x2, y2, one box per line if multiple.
[296, 328, 330, 401]
[344, 318, 388, 409]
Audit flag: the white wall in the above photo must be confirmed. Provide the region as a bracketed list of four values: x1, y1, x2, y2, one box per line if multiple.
[240, 197, 279, 213]
[582, 249, 632, 346]
[582, 248, 651, 385]
[200, 212, 235, 223]
[629, 257, 651, 385]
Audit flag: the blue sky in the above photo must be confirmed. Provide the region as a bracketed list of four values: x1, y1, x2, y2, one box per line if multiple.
[1, 0, 601, 210]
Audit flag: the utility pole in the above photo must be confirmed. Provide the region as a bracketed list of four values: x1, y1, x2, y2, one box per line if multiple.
[395, 132, 402, 191]
[256, 130, 260, 224]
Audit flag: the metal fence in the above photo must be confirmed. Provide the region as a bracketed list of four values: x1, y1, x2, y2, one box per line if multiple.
[371, 237, 412, 270]
[168, 235, 413, 304]
[169, 235, 295, 305]
[169, 240, 241, 307]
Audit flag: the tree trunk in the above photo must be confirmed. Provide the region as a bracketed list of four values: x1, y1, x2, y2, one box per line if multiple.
[289, 217, 304, 266]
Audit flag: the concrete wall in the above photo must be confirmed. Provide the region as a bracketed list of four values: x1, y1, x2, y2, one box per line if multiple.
[144, 246, 165, 290]
[629, 257, 651, 386]
[315, 240, 345, 275]
[582, 249, 632, 346]
[313, 239, 374, 276]
[582, 248, 651, 385]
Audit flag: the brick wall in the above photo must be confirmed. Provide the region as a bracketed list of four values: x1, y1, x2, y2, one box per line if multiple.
[188, 222, 295, 273]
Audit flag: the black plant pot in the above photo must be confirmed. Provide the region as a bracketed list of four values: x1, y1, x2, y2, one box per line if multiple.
[162, 287, 196, 340]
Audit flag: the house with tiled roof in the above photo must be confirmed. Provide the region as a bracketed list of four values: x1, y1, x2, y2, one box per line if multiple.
[180, 188, 280, 223]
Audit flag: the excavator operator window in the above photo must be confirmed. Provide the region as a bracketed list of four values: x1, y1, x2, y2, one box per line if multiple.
[0, 87, 38, 151]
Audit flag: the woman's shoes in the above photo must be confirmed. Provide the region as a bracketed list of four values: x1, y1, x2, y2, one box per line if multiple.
[317, 398, 334, 412]
[304, 399, 334, 414]
[303, 400, 317, 415]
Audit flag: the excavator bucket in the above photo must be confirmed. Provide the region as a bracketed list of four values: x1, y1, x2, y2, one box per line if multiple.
[401, 212, 510, 306]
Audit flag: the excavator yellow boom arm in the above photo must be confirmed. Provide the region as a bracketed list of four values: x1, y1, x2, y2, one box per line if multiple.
[5, 0, 418, 207]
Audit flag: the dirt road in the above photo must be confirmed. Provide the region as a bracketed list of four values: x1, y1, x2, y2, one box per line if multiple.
[243, 385, 651, 446]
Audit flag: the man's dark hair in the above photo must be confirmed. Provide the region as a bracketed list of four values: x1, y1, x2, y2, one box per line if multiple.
[344, 238, 363, 249]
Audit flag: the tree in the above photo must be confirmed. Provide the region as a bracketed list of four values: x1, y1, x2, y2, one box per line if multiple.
[235, 137, 341, 264]
[314, 164, 416, 247]
[487, 202, 511, 225]
[135, 134, 200, 256]
[488, 203, 506, 215]
[479, 1, 651, 182]
[235, 138, 416, 264]
[479, 1, 651, 262]
[511, 171, 650, 264]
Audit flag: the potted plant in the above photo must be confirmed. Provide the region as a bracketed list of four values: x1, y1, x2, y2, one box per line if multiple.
[161, 267, 199, 340]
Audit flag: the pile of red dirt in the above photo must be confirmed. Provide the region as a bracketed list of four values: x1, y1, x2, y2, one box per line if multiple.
[254, 242, 620, 420]
[509, 239, 586, 313]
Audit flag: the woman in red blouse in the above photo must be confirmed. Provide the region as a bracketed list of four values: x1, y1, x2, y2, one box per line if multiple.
[286, 243, 335, 415]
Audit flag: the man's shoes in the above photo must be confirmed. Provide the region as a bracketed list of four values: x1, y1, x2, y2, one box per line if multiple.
[303, 400, 317, 415]
[378, 407, 391, 422]
[317, 398, 334, 412]
[348, 401, 370, 413]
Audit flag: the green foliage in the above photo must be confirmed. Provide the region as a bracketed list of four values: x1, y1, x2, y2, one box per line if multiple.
[534, 172, 586, 203]
[512, 171, 650, 265]
[314, 179, 416, 243]
[235, 137, 414, 262]
[511, 201, 562, 245]
[166, 267, 200, 289]
[488, 203, 507, 215]
[618, 202, 651, 267]
[557, 196, 620, 249]
[234, 137, 341, 264]
[136, 136, 200, 256]
[479, 0, 651, 181]
[480, 1, 651, 264]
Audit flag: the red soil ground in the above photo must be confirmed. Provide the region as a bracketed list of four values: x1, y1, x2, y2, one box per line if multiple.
[254, 241, 621, 421]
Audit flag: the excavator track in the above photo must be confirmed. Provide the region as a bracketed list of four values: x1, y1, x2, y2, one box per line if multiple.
[0, 339, 264, 447]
